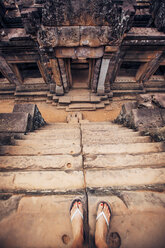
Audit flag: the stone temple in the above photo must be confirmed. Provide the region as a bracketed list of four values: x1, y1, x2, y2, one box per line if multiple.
[0, 0, 165, 247]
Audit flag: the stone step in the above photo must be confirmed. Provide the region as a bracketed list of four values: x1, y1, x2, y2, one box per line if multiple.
[0, 171, 84, 193]
[25, 130, 80, 139]
[68, 103, 96, 110]
[14, 91, 48, 97]
[112, 89, 144, 96]
[15, 97, 47, 102]
[88, 192, 165, 248]
[0, 90, 15, 95]
[0, 143, 81, 156]
[0, 155, 82, 171]
[37, 123, 80, 130]
[82, 135, 151, 144]
[82, 129, 141, 136]
[84, 152, 165, 169]
[0, 194, 87, 248]
[83, 142, 165, 155]
[144, 81, 165, 88]
[85, 167, 165, 191]
[111, 83, 141, 90]
[146, 88, 165, 93]
[14, 139, 80, 146]
[72, 83, 88, 89]
[81, 123, 137, 131]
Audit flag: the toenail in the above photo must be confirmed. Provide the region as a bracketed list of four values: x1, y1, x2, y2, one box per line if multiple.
[78, 202, 81, 205]
[100, 203, 103, 206]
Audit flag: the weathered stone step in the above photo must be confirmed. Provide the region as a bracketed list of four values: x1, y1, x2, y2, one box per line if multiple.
[14, 139, 80, 147]
[85, 167, 165, 190]
[112, 89, 144, 96]
[81, 124, 137, 131]
[25, 130, 80, 139]
[111, 83, 141, 90]
[83, 142, 165, 155]
[82, 129, 142, 137]
[88, 192, 165, 248]
[15, 91, 48, 97]
[0, 171, 84, 193]
[0, 143, 81, 156]
[0, 194, 87, 248]
[146, 88, 165, 93]
[0, 90, 15, 95]
[84, 152, 165, 169]
[68, 103, 96, 110]
[38, 123, 79, 130]
[82, 135, 151, 144]
[0, 155, 82, 171]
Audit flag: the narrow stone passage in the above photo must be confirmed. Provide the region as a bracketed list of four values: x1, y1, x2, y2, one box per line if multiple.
[0, 121, 165, 248]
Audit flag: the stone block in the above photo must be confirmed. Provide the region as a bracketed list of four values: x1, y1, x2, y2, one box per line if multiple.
[56, 85, 64, 96]
[83, 142, 164, 155]
[0, 194, 87, 248]
[57, 27, 80, 47]
[84, 152, 165, 169]
[130, 108, 163, 130]
[0, 133, 14, 145]
[0, 113, 29, 134]
[13, 104, 46, 131]
[80, 26, 112, 47]
[0, 155, 83, 171]
[152, 93, 165, 108]
[85, 167, 165, 190]
[88, 192, 165, 248]
[115, 101, 137, 126]
[0, 171, 84, 193]
[55, 47, 104, 59]
[137, 94, 154, 109]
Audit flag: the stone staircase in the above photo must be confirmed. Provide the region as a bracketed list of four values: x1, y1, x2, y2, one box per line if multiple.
[46, 88, 112, 111]
[0, 121, 165, 248]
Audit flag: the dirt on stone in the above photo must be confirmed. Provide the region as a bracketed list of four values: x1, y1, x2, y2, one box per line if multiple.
[0, 99, 125, 123]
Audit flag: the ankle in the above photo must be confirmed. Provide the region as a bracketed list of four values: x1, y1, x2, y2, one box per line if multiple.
[72, 236, 84, 248]
[95, 237, 108, 248]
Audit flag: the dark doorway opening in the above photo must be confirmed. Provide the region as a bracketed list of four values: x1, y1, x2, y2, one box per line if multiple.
[16, 62, 44, 84]
[0, 71, 9, 83]
[71, 59, 90, 88]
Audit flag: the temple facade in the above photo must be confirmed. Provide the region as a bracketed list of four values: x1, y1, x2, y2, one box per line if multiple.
[0, 0, 165, 103]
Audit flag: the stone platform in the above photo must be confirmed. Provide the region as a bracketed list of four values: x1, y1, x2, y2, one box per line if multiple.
[0, 122, 165, 248]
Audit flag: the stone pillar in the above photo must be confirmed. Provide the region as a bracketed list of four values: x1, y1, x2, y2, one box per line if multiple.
[0, 56, 20, 85]
[97, 58, 110, 95]
[104, 47, 123, 93]
[91, 58, 102, 93]
[58, 58, 69, 92]
[38, 48, 53, 85]
[49, 58, 64, 96]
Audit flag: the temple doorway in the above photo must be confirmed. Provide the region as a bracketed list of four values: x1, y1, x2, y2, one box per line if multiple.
[70, 59, 93, 89]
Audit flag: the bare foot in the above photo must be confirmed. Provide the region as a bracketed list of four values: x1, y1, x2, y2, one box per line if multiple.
[95, 202, 111, 248]
[70, 200, 84, 247]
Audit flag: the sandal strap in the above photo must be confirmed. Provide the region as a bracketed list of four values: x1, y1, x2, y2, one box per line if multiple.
[71, 208, 83, 222]
[96, 211, 109, 227]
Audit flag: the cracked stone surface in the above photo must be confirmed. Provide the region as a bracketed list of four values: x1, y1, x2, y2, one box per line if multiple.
[0, 121, 165, 247]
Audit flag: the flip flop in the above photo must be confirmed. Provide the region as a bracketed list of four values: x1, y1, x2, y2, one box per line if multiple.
[70, 199, 83, 222]
[96, 201, 111, 227]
